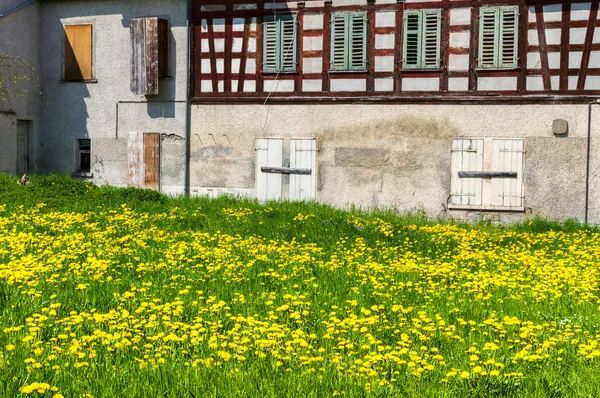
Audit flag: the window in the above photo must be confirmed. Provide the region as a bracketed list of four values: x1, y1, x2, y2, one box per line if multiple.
[263, 14, 297, 72]
[130, 18, 169, 95]
[402, 10, 441, 69]
[256, 138, 317, 202]
[450, 138, 524, 210]
[478, 6, 519, 69]
[64, 24, 93, 81]
[330, 12, 367, 71]
[77, 139, 91, 173]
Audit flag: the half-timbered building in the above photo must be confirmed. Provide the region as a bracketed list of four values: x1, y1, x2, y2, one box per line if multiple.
[2, 0, 600, 222]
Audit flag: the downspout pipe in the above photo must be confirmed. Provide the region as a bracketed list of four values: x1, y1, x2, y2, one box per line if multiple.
[585, 101, 599, 224]
[184, 0, 192, 197]
[0, 0, 34, 18]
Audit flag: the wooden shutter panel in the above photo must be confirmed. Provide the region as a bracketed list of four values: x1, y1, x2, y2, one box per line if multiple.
[422, 10, 441, 68]
[143, 133, 160, 191]
[403, 11, 421, 69]
[256, 138, 283, 201]
[128, 132, 143, 187]
[131, 17, 167, 95]
[499, 7, 519, 68]
[279, 15, 297, 71]
[451, 139, 484, 206]
[330, 13, 347, 70]
[491, 139, 524, 207]
[64, 25, 92, 81]
[479, 8, 498, 68]
[348, 12, 367, 70]
[290, 139, 317, 201]
[263, 16, 278, 71]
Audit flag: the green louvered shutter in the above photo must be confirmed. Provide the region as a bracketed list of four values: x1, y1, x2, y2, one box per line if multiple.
[403, 11, 421, 69]
[499, 6, 519, 68]
[478, 7, 498, 68]
[421, 10, 441, 68]
[279, 14, 297, 71]
[263, 16, 278, 71]
[330, 13, 347, 70]
[348, 12, 367, 70]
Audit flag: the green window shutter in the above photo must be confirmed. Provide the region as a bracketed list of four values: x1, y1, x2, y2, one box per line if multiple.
[279, 14, 297, 71]
[499, 6, 519, 68]
[263, 16, 278, 71]
[478, 8, 499, 68]
[421, 9, 441, 68]
[330, 12, 348, 70]
[348, 12, 367, 70]
[403, 11, 421, 69]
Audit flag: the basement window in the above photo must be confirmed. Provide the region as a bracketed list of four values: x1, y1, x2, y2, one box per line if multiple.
[450, 138, 524, 211]
[77, 139, 91, 173]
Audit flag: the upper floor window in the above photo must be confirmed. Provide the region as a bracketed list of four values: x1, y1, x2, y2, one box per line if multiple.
[64, 24, 93, 81]
[130, 17, 170, 95]
[402, 9, 441, 69]
[330, 12, 367, 71]
[478, 6, 519, 69]
[263, 14, 297, 72]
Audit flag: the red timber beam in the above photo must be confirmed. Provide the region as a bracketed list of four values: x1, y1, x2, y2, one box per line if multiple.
[191, 0, 600, 103]
[577, 1, 599, 90]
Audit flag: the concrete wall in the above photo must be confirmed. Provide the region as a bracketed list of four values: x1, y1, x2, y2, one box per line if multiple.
[190, 104, 600, 223]
[38, 0, 187, 191]
[0, 1, 41, 175]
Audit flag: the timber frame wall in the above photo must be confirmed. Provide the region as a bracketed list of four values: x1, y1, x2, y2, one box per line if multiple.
[191, 0, 600, 104]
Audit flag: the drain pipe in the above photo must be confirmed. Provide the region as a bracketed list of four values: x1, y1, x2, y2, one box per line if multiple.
[184, 0, 192, 197]
[585, 100, 600, 224]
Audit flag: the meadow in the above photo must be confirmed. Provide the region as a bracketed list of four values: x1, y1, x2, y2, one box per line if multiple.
[1, 174, 600, 397]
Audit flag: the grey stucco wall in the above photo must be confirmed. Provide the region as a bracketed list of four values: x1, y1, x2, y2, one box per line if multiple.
[0, 2, 41, 175]
[190, 103, 600, 223]
[38, 0, 187, 191]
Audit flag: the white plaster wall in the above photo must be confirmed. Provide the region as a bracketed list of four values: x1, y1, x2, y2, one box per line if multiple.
[0, 2, 41, 175]
[38, 0, 187, 192]
[190, 104, 600, 223]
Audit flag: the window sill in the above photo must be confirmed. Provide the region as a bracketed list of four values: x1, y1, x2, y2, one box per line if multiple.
[60, 79, 98, 84]
[402, 68, 442, 73]
[328, 69, 368, 74]
[448, 204, 525, 212]
[476, 67, 520, 72]
[72, 172, 93, 179]
[261, 71, 299, 75]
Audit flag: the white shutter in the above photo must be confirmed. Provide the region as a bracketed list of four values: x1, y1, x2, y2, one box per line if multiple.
[289, 139, 317, 201]
[491, 139, 524, 207]
[451, 139, 484, 206]
[127, 132, 144, 187]
[256, 138, 283, 202]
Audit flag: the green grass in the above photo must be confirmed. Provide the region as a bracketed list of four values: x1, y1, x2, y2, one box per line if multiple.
[1, 173, 600, 398]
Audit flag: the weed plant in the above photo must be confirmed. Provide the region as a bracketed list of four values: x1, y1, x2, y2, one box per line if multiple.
[0, 174, 599, 397]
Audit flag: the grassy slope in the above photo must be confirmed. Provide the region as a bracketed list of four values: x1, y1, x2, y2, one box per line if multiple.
[0, 174, 599, 398]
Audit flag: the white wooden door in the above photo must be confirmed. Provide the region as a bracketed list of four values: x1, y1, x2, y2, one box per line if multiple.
[256, 138, 283, 202]
[451, 138, 484, 205]
[289, 138, 317, 201]
[491, 139, 524, 207]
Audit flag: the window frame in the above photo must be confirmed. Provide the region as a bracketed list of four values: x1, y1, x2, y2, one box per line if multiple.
[402, 9, 442, 70]
[329, 11, 368, 72]
[62, 22, 96, 83]
[74, 138, 92, 176]
[477, 6, 520, 70]
[262, 13, 298, 73]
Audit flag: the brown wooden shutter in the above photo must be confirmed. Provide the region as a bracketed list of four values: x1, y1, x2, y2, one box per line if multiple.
[64, 25, 92, 81]
[131, 18, 168, 95]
